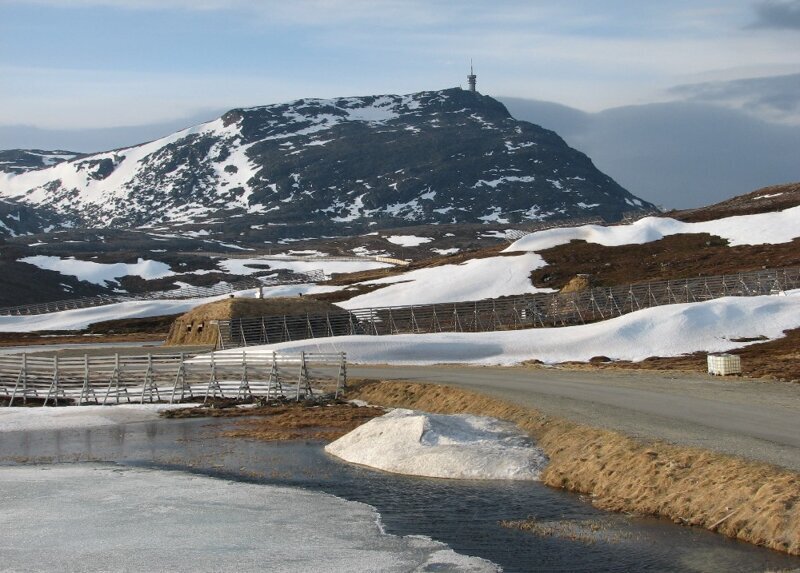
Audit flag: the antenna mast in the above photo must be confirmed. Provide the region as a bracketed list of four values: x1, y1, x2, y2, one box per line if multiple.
[467, 60, 477, 92]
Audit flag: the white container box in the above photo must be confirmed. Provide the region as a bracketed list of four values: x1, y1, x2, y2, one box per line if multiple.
[707, 353, 742, 376]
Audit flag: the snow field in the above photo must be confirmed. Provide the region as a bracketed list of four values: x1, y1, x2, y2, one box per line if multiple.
[20, 255, 174, 285]
[505, 205, 800, 253]
[326, 409, 547, 480]
[338, 252, 550, 308]
[226, 291, 800, 365]
[384, 235, 433, 247]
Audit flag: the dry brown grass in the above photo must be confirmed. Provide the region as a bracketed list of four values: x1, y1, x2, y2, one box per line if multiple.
[164, 401, 385, 442]
[349, 380, 800, 556]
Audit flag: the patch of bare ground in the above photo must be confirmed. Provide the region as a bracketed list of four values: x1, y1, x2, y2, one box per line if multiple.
[554, 327, 800, 383]
[348, 380, 800, 556]
[163, 400, 384, 442]
[530, 234, 800, 291]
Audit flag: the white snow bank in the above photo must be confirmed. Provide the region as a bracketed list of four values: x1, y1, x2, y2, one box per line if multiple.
[385, 235, 433, 247]
[339, 253, 549, 308]
[231, 291, 800, 365]
[0, 465, 498, 573]
[505, 205, 800, 253]
[0, 404, 191, 432]
[19, 256, 174, 285]
[0, 284, 340, 333]
[326, 409, 546, 480]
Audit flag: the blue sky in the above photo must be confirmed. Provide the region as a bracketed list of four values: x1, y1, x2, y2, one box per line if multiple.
[2, 0, 799, 129]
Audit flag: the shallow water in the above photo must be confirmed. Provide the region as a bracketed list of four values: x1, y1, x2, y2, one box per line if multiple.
[0, 417, 797, 573]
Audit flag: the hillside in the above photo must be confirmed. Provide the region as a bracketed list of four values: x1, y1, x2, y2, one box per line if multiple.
[507, 182, 800, 290]
[0, 149, 82, 174]
[0, 89, 653, 239]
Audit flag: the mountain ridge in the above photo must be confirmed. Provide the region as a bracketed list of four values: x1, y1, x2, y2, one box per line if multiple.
[0, 88, 654, 237]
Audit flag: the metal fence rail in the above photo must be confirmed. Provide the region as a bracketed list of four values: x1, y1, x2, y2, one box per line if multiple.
[0, 351, 347, 406]
[0, 270, 326, 317]
[216, 267, 800, 349]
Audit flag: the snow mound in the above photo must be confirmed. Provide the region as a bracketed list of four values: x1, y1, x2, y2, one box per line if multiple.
[326, 409, 547, 480]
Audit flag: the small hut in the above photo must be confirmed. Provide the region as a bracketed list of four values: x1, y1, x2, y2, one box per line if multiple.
[165, 296, 346, 347]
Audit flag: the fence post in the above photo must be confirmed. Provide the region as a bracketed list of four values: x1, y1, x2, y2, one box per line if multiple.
[335, 353, 347, 398]
[296, 351, 310, 401]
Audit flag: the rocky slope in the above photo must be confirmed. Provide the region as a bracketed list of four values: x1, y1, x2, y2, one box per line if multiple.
[0, 89, 653, 237]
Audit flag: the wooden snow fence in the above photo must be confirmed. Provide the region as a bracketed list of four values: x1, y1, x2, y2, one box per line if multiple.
[0, 351, 347, 407]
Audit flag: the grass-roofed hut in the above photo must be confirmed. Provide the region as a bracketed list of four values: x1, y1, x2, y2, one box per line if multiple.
[165, 296, 348, 347]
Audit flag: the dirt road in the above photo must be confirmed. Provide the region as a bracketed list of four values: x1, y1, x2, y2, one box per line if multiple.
[350, 364, 800, 471]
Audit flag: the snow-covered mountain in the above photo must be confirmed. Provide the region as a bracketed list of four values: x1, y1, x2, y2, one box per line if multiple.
[0, 89, 654, 235]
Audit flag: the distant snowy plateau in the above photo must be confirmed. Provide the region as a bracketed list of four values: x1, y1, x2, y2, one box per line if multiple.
[0, 89, 653, 238]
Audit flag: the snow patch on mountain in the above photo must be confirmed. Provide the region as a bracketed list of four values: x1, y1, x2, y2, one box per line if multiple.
[505, 205, 800, 253]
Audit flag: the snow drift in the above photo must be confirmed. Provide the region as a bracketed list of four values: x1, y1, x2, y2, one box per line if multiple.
[326, 409, 547, 480]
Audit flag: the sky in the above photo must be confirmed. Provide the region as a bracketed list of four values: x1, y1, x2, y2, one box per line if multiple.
[1, 0, 799, 207]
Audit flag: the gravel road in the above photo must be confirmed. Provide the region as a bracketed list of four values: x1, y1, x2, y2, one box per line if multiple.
[350, 364, 800, 471]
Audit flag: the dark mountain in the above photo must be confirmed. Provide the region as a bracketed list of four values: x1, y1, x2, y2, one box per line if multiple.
[0, 89, 654, 237]
[0, 149, 83, 174]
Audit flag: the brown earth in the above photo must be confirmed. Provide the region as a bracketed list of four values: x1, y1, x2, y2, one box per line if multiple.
[163, 400, 384, 441]
[529, 234, 800, 291]
[348, 380, 800, 556]
[555, 327, 800, 383]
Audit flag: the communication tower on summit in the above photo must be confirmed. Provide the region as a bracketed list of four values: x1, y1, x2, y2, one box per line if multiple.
[467, 60, 477, 92]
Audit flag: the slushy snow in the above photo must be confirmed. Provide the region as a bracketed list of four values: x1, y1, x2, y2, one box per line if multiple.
[326, 409, 547, 480]
[0, 465, 498, 573]
[227, 291, 800, 365]
[0, 404, 192, 433]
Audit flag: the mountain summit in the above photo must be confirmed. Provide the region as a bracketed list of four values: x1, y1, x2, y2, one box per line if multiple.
[0, 89, 654, 236]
